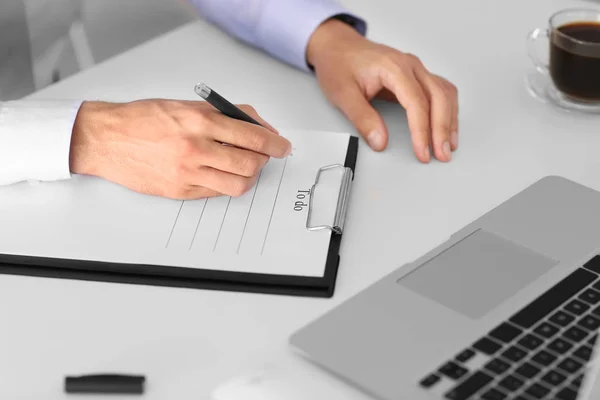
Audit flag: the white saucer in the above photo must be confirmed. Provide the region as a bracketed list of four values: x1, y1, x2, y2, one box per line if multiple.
[525, 69, 600, 114]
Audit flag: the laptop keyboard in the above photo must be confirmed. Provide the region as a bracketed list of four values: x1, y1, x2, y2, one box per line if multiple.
[419, 255, 600, 400]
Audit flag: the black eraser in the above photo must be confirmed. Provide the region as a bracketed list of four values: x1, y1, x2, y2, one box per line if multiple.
[65, 374, 145, 394]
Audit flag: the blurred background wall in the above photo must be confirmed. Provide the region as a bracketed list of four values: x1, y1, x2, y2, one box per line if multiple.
[1, 0, 199, 100]
[82, 0, 197, 64]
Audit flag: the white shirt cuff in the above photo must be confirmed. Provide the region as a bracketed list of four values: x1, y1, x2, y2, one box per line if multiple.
[0, 100, 82, 185]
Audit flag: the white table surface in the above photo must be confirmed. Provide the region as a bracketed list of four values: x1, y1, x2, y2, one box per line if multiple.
[3, 0, 600, 398]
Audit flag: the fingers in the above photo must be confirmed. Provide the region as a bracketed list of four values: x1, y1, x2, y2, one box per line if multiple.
[177, 186, 222, 200]
[446, 80, 460, 151]
[331, 83, 388, 151]
[166, 145, 264, 199]
[381, 61, 431, 162]
[193, 166, 259, 197]
[416, 72, 455, 162]
[375, 88, 399, 103]
[237, 104, 279, 135]
[172, 142, 263, 197]
[450, 111, 459, 151]
[213, 116, 291, 158]
[433, 75, 459, 152]
[381, 54, 459, 163]
[202, 142, 269, 177]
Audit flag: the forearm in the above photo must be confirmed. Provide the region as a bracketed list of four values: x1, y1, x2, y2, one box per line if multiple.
[188, 0, 366, 71]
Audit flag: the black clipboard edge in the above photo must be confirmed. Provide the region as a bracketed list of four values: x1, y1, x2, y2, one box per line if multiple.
[0, 136, 359, 298]
[344, 135, 359, 180]
[0, 260, 336, 298]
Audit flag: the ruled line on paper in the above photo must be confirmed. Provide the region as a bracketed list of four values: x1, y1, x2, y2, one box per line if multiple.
[213, 196, 232, 252]
[189, 198, 209, 250]
[237, 170, 263, 254]
[165, 201, 184, 248]
[261, 157, 289, 255]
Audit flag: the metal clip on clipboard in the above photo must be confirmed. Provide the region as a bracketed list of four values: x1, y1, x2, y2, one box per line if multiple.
[306, 164, 353, 235]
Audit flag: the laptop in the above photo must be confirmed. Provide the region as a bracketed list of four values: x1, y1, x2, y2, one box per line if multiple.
[290, 176, 600, 400]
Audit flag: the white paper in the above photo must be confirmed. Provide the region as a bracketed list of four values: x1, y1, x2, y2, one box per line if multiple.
[0, 130, 352, 277]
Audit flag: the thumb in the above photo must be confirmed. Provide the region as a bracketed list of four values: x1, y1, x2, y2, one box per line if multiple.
[238, 104, 279, 135]
[332, 84, 388, 151]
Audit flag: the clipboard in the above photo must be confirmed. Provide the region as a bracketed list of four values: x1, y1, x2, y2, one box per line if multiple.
[0, 136, 358, 298]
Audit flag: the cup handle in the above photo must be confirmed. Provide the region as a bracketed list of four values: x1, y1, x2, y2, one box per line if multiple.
[527, 28, 550, 75]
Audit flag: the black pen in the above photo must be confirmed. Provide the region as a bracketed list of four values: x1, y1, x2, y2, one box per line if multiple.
[194, 83, 263, 127]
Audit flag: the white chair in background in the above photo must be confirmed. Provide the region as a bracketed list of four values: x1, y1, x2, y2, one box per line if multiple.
[3, 0, 192, 100]
[23, 0, 94, 91]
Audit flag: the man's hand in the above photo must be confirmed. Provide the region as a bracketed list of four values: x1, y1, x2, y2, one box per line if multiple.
[70, 100, 291, 199]
[307, 19, 459, 163]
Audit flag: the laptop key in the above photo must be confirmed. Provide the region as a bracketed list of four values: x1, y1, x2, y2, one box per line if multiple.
[592, 305, 600, 317]
[557, 357, 583, 374]
[473, 337, 502, 355]
[455, 349, 476, 363]
[501, 346, 527, 362]
[419, 373, 441, 388]
[565, 299, 590, 315]
[517, 334, 544, 350]
[541, 369, 568, 386]
[489, 323, 522, 343]
[573, 345, 593, 362]
[514, 362, 541, 379]
[579, 288, 600, 305]
[524, 383, 550, 398]
[509, 269, 596, 328]
[556, 386, 579, 400]
[444, 370, 493, 400]
[548, 338, 573, 354]
[584, 255, 600, 274]
[498, 374, 524, 391]
[578, 314, 600, 331]
[572, 374, 584, 388]
[550, 311, 576, 327]
[481, 388, 507, 400]
[533, 321, 560, 338]
[484, 358, 511, 375]
[588, 333, 598, 345]
[531, 349, 557, 366]
[439, 361, 469, 380]
[564, 326, 588, 342]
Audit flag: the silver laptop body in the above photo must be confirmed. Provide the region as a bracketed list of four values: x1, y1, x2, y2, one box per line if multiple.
[291, 176, 600, 400]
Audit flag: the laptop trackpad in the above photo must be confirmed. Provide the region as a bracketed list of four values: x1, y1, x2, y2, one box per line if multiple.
[399, 229, 558, 319]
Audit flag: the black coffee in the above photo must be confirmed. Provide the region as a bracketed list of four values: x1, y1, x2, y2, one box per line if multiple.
[550, 22, 600, 101]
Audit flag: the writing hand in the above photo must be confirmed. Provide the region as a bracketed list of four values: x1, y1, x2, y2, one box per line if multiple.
[69, 100, 291, 199]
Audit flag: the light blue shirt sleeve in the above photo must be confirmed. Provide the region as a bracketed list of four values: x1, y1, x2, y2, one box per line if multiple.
[188, 0, 366, 71]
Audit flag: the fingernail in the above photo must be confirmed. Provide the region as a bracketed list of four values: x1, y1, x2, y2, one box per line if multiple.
[443, 141, 452, 161]
[284, 146, 292, 156]
[451, 132, 459, 149]
[366, 131, 384, 150]
[423, 146, 430, 162]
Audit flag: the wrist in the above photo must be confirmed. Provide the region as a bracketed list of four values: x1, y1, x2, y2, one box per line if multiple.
[70, 101, 116, 177]
[307, 18, 364, 68]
